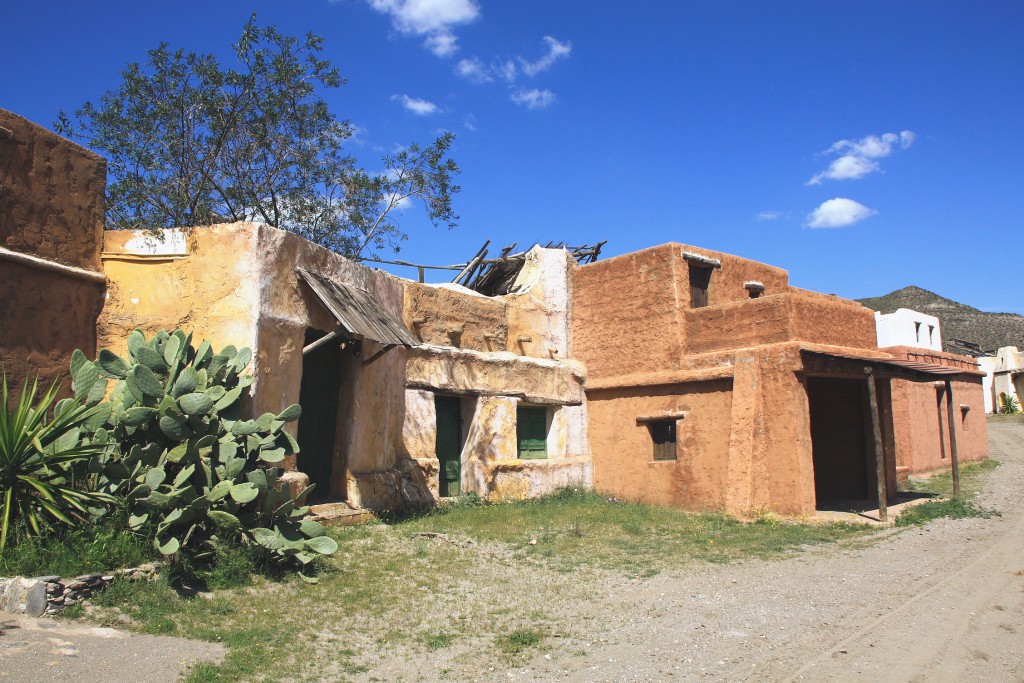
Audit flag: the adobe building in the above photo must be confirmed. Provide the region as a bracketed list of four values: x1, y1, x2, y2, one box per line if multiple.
[873, 310, 988, 479]
[0, 109, 106, 394]
[570, 245, 987, 518]
[978, 346, 1024, 414]
[98, 224, 591, 511]
[2, 108, 988, 520]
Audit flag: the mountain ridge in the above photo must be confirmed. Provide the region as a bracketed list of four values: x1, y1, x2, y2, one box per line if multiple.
[856, 285, 1024, 353]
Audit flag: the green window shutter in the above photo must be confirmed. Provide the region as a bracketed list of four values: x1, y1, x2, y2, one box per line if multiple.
[517, 406, 548, 460]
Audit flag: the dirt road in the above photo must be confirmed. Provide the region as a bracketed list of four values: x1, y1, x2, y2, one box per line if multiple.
[515, 419, 1024, 682]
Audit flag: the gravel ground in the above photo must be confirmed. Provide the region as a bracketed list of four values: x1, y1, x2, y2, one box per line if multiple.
[355, 420, 1024, 683]
[509, 419, 1024, 683]
[1, 421, 1021, 683]
[0, 613, 223, 682]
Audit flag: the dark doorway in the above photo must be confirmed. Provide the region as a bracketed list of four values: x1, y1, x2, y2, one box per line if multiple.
[807, 377, 870, 503]
[435, 396, 463, 496]
[297, 329, 342, 502]
[689, 264, 712, 307]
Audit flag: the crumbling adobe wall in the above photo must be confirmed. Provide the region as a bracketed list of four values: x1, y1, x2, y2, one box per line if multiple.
[0, 110, 106, 394]
[404, 282, 508, 352]
[505, 247, 575, 360]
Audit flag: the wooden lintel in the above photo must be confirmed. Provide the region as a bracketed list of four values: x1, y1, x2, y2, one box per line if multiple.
[636, 411, 687, 424]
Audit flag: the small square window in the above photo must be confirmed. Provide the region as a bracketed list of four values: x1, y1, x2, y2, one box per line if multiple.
[650, 420, 677, 461]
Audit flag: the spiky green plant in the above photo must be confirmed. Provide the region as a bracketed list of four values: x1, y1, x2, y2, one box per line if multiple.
[73, 330, 337, 568]
[998, 393, 1021, 415]
[0, 375, 114, 551]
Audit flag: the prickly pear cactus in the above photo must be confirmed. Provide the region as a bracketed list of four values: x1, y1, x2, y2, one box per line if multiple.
[72, 329, 337, 567]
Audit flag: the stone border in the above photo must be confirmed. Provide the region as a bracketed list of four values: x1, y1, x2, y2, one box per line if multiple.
[0, 562, 161, 617]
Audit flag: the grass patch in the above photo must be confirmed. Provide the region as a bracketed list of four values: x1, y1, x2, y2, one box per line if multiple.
[0, 511, 156, 577]
[897, 497, 1000, 526]
[422, 631, 456, 651]
[391, 487, 868, 575]
[498, 627, 545, 655]
[906, 459, 1000, 498]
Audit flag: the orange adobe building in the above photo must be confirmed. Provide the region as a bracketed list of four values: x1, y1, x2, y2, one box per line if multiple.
[571, 244, 987, 518]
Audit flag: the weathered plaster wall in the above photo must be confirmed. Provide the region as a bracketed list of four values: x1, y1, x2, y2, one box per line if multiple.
[0, 109, 105, 270]
[405, 283, 507, 352]
[0, 110, 106, 394]
[505, 247, 575, 360]
[99, 226, 259, 358]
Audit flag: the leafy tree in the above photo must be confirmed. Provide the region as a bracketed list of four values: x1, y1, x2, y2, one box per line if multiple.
[56, 17, 459, 259]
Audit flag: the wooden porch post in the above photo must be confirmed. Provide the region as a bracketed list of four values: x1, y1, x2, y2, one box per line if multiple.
[865, 368, 888, 523]
[945, 379, 961, 498]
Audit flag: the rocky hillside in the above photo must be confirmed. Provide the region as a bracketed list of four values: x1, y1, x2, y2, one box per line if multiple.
[857, 285, 1024, 354]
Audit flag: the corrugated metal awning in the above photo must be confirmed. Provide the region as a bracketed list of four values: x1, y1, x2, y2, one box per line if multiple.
[801, 349, 983, 379]
[297, 268, 418, 348]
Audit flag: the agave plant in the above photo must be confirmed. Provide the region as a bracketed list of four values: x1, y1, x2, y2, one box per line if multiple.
[0, 374, 113, 551]
[998, 393, 1021, 415]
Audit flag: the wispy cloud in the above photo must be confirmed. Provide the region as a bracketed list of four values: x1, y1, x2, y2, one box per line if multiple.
[519, 36, 572, 77]
[367, 0, 480, 57]
[807, 131, 915, 185]
[455, 35, 571, 98]
[510, 88, 556, 110]
[806, 198, 876, 228]
[756, 210, 783, 221]
[391, 94, 441, 115]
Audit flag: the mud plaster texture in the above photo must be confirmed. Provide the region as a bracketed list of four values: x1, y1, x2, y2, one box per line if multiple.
[99, 225, 592, 510]
[0, 110, 105, 395]
[571, 244, 985, 517]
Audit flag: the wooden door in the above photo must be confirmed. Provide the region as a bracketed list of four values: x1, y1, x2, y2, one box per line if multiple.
[689, 264, 712, 308]
[297, 329, 341, 502]
[435, 396, 462, 496]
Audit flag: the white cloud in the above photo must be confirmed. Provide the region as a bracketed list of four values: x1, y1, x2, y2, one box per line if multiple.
[391, 94, 441, 115]
[807, 130, 915, 185]
[455, 57, 492, 83]
[756, 211, 783, 221]
[368, 0, 480, 57]
[519, 36, 572, 77]
[510, 88, 556, 110]
[806, 198, 877, 228]
[495, 59, 517, 83]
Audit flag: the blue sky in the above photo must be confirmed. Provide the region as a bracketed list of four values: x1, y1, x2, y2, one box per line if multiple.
[3, 1, 1022, 311]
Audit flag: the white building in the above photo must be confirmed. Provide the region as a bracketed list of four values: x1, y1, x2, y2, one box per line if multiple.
[874, 308, 943, 352]
[978, 347, 1024, 413]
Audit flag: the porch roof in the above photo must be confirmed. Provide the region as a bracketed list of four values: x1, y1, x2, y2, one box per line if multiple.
[297, 268, 418, 348]
[800, 348, 984, 381]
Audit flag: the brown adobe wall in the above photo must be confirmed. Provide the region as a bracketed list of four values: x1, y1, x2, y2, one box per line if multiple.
[571, 244, 686, 379]
[0, 263, 103, 394]
[571, 243, 792, 380]
[587, 342, 818, 517]
[880, 345, 988, 475]
[0, 110, 106, 395]
[588, 379, 734, 509]
[0, 109, 105, 270]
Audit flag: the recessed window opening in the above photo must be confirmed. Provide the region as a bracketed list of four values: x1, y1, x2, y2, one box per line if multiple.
[517, 405, 549, 460]
[929, 325, 935, 345]
[744, 281, 765, 299]
[649, 420, 678, 461]
[689, 264, 713, 308]
[914, 321, 922, 342]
